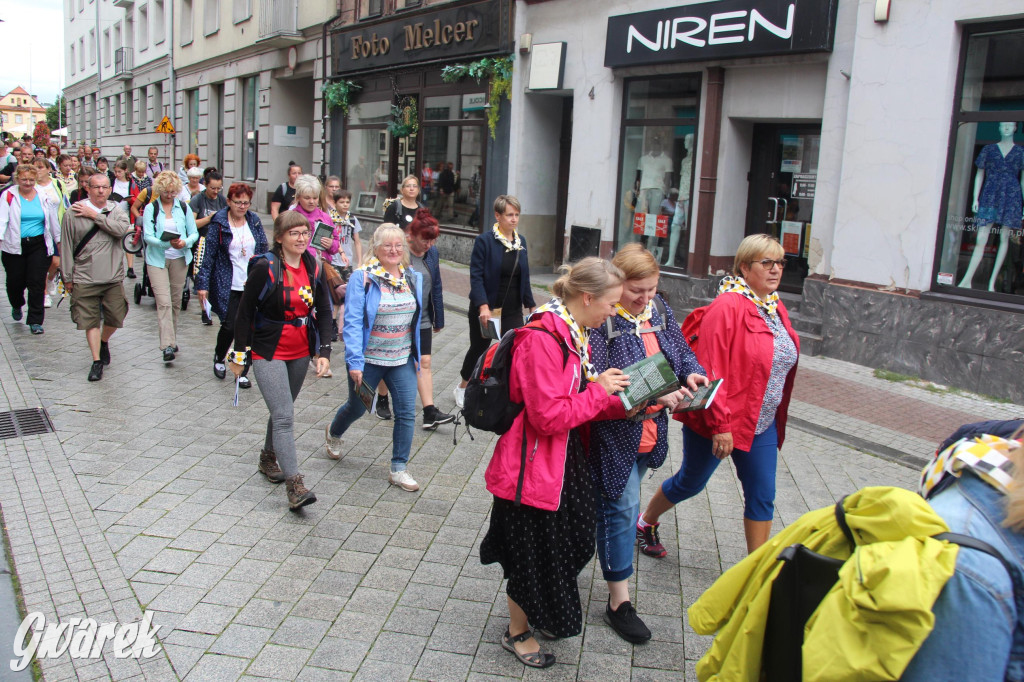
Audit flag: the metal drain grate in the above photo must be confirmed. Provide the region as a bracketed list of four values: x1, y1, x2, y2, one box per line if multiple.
[0, 408, 54, 440]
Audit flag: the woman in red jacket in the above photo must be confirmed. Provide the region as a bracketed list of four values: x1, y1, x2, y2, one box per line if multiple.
[640, 234, 799, 554]
[480, 257, 632, 669]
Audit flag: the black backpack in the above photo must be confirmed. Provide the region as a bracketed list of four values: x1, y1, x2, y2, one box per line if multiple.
[461, 323, 568, 436]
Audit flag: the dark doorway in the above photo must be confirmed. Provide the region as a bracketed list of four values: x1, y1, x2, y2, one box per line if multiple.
[555, 97, 573, 263]
[745, 124, 821, 292]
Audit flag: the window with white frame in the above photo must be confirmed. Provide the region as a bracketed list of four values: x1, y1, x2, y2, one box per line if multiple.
[70, 45, 76, 74]
[103, 28, 111, 67]
[233, 0, 250, 24]
[89, 28, 96, 64]
[181, 0, 193, 45]
[78, 37, 85, 71]
[139, 5, 149, 49]
[204, 0, 220, 36]
[154, 0, 165, 44]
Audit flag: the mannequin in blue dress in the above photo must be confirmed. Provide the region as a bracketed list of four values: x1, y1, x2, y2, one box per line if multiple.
[960, 121, 1024, 291]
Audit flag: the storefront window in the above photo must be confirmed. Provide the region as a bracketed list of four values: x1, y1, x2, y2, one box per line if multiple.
[616, 75, 701, 270]
[937, 25, 1024, 297]
[420, 92, 487, 228]
[345, 99, 391, 214]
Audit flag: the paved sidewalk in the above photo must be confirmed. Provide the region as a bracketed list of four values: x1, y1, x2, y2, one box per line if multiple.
[0, 262, 1016, 680]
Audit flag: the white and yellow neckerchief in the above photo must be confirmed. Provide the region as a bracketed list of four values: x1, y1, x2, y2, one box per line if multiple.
[492, 223, 522, 252]
[363, 257, 408, 292]
[919, 434, 1020, 499]
[532, 298, 597, 381]
[614, 301, 654, 337]
[718, 274, 779, 316]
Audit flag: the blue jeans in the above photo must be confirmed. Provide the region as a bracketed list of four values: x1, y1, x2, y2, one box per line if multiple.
[595, 453, 651, 582]
[330, 359, 417, 472]
[662, 422, 778, 522]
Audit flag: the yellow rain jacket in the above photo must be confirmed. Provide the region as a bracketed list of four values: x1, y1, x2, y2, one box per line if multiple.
[689, 486, 960, 682]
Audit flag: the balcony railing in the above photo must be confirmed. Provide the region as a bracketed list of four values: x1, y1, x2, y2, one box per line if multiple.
[258, 0, 303, 46]
[114, 47, 133, 80]
[112, 0, 134, 8]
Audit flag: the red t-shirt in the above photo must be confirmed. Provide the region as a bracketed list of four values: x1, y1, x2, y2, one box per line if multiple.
[254, 261, 312, 361]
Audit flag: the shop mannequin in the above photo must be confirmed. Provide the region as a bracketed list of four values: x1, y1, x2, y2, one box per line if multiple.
[664, 133, 694, 266]
[959, 121, 1024, 291]
[634, 138, 673, 215]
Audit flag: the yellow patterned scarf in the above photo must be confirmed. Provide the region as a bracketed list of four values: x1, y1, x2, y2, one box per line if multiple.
[614, 302, 654, 337]
[532, 298, 597, 381]
[363, 257, 408, 292]
[718, 275, 779, 316]
[919, 434, 1019, 500]
[492, 223, 522, 252]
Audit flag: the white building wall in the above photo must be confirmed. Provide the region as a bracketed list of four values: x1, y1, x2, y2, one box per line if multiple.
[831, 0, 1024, 290]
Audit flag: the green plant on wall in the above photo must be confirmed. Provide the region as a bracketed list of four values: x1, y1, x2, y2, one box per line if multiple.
[322, 80, 361, 117]
[441, 56, 514, 139]
[388, 96, 418, 138]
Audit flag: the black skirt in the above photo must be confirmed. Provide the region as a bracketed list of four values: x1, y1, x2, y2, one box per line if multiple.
[480, 430, 596, 638]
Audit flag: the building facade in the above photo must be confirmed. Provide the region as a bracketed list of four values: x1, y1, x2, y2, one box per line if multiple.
[0, 88, 46, 139]
[326, 0, 515, 262]
[507, 0, 1024, 402]
[173, 0, 340, 211]
[64, 0, 175, 163]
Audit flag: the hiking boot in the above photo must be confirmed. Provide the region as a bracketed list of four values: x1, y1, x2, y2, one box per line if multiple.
[258, 449, 286, 483]
[636, 519, 667, 559]
[325, 425, 344, 460]
[422, 405, 455, 430]
[99, 341, 110, 366]
[389, 470, 419, 492]
[87, 361, 103, 382]
[285, 474, 317, 510]
[375, 394, 392, 420]
[604, 601, 652, 644]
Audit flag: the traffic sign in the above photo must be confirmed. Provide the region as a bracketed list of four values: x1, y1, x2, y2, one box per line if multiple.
[156, 117, 175, 134]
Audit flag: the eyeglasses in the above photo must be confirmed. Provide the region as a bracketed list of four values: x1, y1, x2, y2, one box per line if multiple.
[89, 184, 111, 190]
[753, 258, 787, 270]
[206, 186, 222, 192]
[231, 200, 251, 207]
[381, 244, 404, 252]
[287, 230, 311, 239]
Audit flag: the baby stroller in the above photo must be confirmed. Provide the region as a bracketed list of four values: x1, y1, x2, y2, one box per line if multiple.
[122, 226, 191, 310]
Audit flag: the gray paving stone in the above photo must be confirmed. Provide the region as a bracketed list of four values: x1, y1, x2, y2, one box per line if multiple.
[306, 637, 371, 671]
[413, 649, 474, 682]
[209, 624, 276, 658]
[246, 644, 312, 679]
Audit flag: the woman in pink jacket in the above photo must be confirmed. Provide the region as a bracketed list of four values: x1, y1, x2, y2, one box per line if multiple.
[481, 257, 633, 669]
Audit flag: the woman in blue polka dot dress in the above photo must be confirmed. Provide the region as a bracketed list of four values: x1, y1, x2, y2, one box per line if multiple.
[589, 244, 708, 643]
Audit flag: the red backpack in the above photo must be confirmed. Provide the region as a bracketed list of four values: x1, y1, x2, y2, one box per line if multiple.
[680, 306, 708, 349]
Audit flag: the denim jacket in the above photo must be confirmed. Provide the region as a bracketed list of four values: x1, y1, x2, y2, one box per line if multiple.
[343, 268, 423, 373]
[903, 471, 1024, 681]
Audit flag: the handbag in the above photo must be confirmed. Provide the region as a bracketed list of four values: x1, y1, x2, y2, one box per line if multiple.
[322, 262, 345, 305]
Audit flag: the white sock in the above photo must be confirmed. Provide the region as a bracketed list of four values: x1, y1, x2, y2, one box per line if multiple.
[637, 512, 653, 529]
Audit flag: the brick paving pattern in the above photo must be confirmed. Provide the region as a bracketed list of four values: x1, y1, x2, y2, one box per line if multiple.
[0, 260, 1014, 680]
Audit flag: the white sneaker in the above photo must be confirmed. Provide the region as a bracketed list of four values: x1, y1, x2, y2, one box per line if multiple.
[43, 294, 52, 308]
[47, 279, 57, 296]
[389, 470, 419, 492]
[453, 385, 466, 409]
[325, 424, 344, 460]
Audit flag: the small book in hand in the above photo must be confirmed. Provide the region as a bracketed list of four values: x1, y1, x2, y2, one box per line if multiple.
[675, 378, 724, 412]
[357, 380, 379, 414]
[310, 221, 335, 251]
[480, 317, 502, 340]
[619, 352, 681, 411]
[159, 230, 180, 242]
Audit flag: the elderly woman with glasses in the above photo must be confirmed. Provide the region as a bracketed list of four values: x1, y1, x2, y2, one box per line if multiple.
[143, 171, 199, 363]
[641, 234, 799, 555]
[325, 223, 424, 492]
[196, 182, 267, 390]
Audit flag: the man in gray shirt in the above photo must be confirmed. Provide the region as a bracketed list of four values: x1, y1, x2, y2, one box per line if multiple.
[59, 173, 133, 381]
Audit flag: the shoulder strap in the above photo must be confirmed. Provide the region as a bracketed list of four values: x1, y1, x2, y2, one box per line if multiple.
[73, 225, 103, 259]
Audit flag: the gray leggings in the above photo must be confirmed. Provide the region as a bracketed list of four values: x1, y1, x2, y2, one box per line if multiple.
[252, 357, 308, 478]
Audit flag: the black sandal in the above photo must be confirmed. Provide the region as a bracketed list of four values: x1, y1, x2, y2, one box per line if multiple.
[502, 628, 556, 669]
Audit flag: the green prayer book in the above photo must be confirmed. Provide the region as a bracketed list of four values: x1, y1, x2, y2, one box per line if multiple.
[619, 352, 680, 411]
[675, 378, 724, 413]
